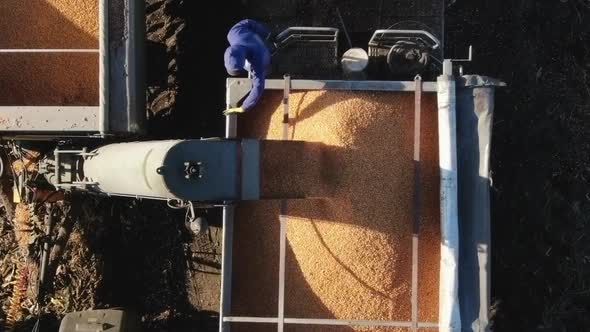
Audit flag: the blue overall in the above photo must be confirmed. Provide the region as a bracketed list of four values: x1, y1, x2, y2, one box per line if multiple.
[224, 19, 271, 112]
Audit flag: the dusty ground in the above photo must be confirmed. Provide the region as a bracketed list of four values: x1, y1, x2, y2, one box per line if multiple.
[1, 0, 590, 331]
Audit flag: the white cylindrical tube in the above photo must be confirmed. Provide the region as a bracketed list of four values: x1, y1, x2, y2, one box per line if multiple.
[437, 73, 461, 332]
[83, 140, 180, 199]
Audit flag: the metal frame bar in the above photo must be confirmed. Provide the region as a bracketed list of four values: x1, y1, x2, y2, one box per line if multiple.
[279, 35, 339, 42]
[221, 77, 441, 332]
[219, 205, 235, 332]
[232, 78, 437, 92]
[369, 29, 441, 50]
[273, 27, 339, 60]
[278, 212, 287, 332]
[277, 75, 291, 332]
[227, 78, 437, 108]
[0, 106, 100, 132]
[99, 0, 109, 135]
[411, 75, 423, 332]
[220, 82, 237, 332]
[224, 316, 438, 328]
[276, 27, 339, 42]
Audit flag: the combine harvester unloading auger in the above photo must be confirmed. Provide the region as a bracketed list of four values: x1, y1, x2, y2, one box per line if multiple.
[0, 0, 503, 331]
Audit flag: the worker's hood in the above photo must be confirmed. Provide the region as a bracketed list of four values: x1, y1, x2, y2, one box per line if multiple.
[224, 45, 247, 75]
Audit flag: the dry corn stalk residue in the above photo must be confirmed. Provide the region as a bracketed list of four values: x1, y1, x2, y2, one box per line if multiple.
[13, 203, 34, 249]
[4, 263, 29, 332]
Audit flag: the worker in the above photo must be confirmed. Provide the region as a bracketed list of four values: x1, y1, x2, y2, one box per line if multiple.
[223, 19, 273, 115]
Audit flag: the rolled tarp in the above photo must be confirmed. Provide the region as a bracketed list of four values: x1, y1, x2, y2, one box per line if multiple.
[456, 75, 504, 332]
[437, 70, 461, 332]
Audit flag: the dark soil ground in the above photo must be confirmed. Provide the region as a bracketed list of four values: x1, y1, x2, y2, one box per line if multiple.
[1, 0, 590, 331]
[445, 1, 590, 331]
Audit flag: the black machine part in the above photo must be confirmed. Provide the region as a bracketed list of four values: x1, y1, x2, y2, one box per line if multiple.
[387, 40, 430, 76]
[368, 29, 441, 77]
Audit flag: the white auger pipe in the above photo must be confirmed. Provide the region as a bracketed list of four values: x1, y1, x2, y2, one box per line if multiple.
[437, 60, 461, 332]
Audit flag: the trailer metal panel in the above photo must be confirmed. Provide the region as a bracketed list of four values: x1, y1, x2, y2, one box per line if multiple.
[226, 77, 437, 108]
[0, 0, 145, 137]
[0, 106, 99, 132]
[223, 316, 439, 328]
